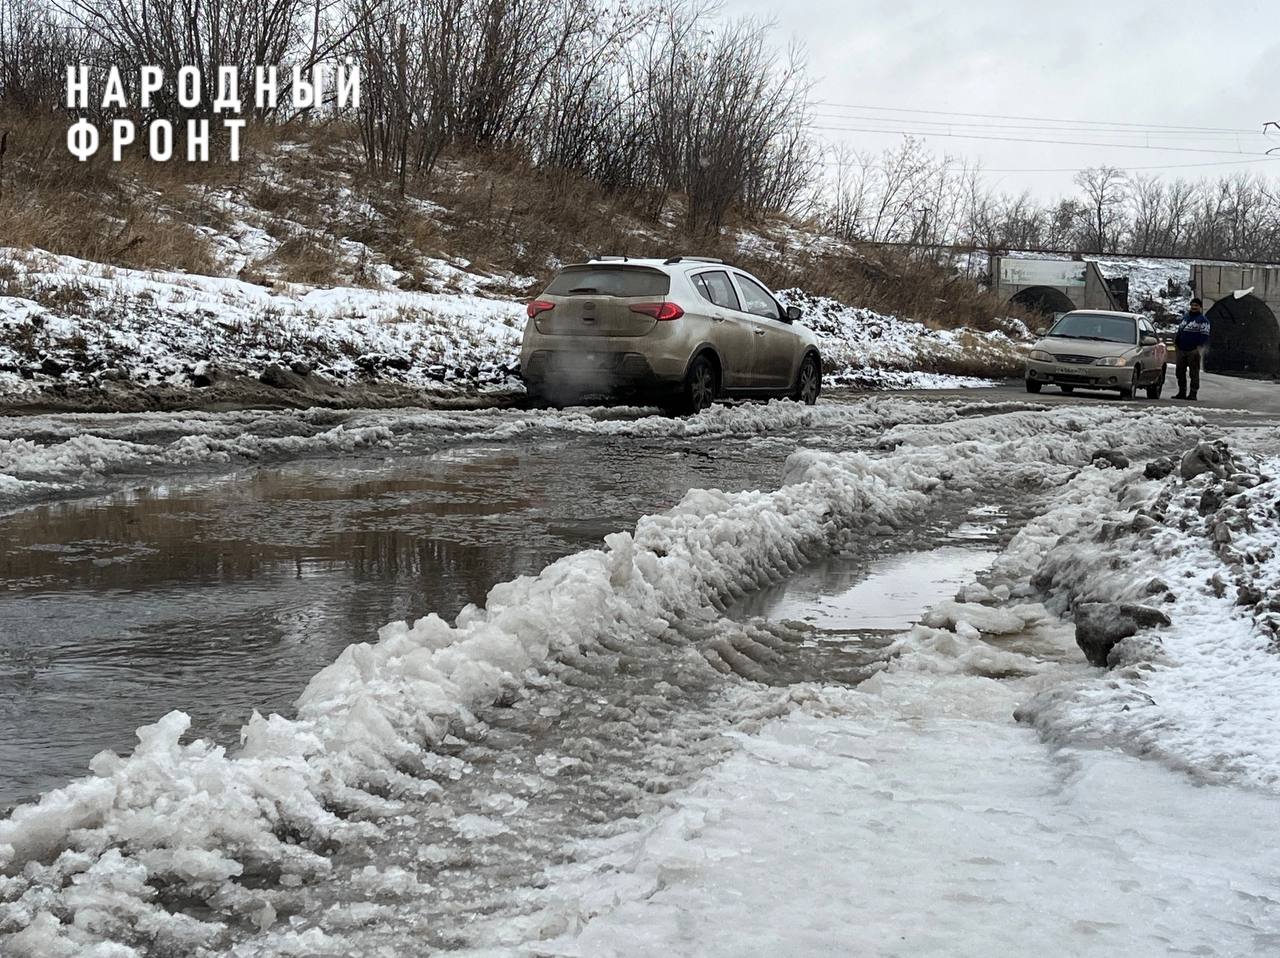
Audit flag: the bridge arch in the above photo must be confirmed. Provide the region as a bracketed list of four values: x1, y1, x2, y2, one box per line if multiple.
[1205, 295, 1280, 375]
[1008, 285, 1077, 318]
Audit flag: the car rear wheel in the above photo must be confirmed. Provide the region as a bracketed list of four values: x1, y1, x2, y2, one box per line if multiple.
[671, 354, 717, 416]
[794, 354, 821, 405]
[1025, 379, 1042, 394]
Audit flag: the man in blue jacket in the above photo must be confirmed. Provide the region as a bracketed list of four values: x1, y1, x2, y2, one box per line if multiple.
[1174, 298, 1211, 400]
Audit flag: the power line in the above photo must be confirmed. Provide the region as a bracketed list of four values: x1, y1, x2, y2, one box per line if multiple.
[810, 101, 1261, 135]
[815, 155, 1280, 174]
[808, 112, 1276, 140]
[808, 124, 1277, 157]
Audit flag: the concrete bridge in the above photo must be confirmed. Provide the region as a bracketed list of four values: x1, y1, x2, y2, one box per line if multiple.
[991, 255, 1128, 318]
[992, 253, 1280, 378]
[1192, 264, 1280, 376]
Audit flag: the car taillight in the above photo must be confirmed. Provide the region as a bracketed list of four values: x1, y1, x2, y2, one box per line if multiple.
[527, 300, 555, 319]
[629, 302, 684, 321]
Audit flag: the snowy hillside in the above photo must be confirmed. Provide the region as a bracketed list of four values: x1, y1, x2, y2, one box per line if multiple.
[0, 247, 525, 403]
[0, 248, 1026, 410]
[1094, 256, 1196, 322]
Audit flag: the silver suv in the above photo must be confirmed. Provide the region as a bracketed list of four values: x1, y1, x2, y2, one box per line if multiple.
[520, 257, 823, 413]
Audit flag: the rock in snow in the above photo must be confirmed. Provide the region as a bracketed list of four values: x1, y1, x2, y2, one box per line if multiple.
[1091, 448, 1131, 470]
[1073, 602, 1173, 667]
[259, 363, 307, 390]
[1181, 440, 1235, 481]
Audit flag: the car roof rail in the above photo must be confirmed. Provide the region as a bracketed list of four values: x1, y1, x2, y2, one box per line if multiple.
[663, 255, 724, 265]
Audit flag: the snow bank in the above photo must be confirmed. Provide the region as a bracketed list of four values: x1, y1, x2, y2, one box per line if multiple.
[778, 289, 1025, 388]
[1009, 452, 1280, 791]
[0, 247, 524, 399]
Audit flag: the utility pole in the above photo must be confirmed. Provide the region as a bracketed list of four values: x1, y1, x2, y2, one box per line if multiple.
[914, 207, 932, 260]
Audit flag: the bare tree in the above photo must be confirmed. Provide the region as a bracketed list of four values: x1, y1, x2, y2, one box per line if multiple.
[641, 7, 815, 233]
[1, 0, 91, 111]
[54, 0, 345, 123]
[1074, 166, 1128, 253]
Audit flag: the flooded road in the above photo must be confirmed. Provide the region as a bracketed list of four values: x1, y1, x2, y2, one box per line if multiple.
[0, 392, 1164, 809]
[8, 398, 1259, 957]
[0, 432, 805, 807]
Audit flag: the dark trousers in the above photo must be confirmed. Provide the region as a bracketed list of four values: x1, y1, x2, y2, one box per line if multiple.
[1176, 348, 1201, 396]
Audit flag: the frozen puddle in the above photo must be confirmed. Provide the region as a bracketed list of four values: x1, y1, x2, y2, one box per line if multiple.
[509, 674, 1280, 957]
[735, 546, 995, 633]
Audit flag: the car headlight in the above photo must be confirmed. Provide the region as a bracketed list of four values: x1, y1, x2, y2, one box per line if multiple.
[1028, 349, 1054, 362]
[1092, 356, 1129, 367]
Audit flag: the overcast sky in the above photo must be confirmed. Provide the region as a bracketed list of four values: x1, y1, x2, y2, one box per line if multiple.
[722, 0, 1280, 200]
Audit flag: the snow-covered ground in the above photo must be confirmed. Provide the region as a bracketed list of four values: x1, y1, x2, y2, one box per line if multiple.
[0, 248, 1023, 406]
[0, 247, 525, 399]
[499, 684, 1278, 957]
[778, 289, 1025, 389]
[12, 399, 1273, 957]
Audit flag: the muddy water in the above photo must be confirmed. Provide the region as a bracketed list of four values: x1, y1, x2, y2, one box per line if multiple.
[720, 513, 1004, 689]
[0, 436, 795, 807]
[736, 546, 996, 633]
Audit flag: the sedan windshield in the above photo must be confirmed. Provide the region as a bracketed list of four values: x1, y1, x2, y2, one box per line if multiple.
[1048, 313, 1137, 345]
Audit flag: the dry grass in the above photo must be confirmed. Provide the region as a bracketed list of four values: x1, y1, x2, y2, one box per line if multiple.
[263, 235, 344, 285]
[728, 242, 1038, 334]
[0, 109, 221, 274]
[0, 113, 1026, 334]
[418, 148, 668, 277]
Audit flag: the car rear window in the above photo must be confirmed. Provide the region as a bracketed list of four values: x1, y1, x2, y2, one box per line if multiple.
[544, 266, 670, 297]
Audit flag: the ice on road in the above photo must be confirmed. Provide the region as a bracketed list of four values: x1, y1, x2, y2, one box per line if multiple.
[6, 396, 1280, 958]
[514, 672, 1280, 958]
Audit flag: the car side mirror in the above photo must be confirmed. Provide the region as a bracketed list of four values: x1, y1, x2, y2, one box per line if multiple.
[1036, 327, 1048, 337]
[1141, 335, 1158, 346]
[784, 305, 802, 323]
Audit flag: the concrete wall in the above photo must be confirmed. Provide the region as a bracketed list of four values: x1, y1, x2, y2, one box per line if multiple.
[993, 256, 1120, 312]
[1191, 264, 1280, 375]
[1083, 262, 1127, 311]
[1193, 264, 1280, 311]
